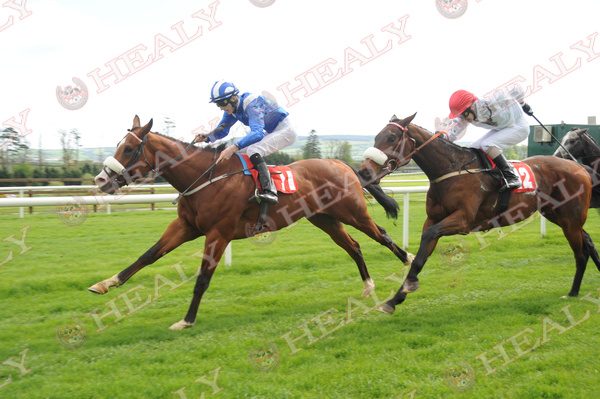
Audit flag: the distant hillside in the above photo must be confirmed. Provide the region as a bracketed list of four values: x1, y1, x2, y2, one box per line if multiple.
[40, 148, 116, 163]
[42, 136, 378, 162]
[40, 135, 472, 162]
[281, 135, 376, 160]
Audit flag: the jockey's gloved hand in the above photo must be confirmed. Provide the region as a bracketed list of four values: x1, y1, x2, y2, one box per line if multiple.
[521, 103, 534, 116]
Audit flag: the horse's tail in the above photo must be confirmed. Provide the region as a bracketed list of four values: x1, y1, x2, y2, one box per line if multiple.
[345, 163, 399, 219]
[583, 230, 600, 272]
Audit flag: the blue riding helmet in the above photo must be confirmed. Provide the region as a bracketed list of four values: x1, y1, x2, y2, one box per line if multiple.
[209, 80, 239, 103]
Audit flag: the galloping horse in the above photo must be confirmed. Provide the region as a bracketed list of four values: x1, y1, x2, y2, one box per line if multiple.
[91, 115, 413, 330]
[359, 113, 600, 314]
[553, 127, 600, 208]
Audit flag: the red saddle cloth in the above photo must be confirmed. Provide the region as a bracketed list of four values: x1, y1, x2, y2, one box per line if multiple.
[237, 154, 298, 194]
[510, 161, 537, 193]
[487, 156, 537, 193]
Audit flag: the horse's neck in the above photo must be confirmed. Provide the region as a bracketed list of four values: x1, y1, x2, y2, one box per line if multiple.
[410, 129, 472, 179]
[147, 135, 217, 191]
[581, 135, 600, 165]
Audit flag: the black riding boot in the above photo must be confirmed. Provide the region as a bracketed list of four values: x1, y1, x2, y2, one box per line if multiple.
[250, 153, 278, 205]
[492, 153, 521, 192]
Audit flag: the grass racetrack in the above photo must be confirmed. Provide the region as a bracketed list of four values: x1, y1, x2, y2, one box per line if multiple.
[1, 195, 600, 398]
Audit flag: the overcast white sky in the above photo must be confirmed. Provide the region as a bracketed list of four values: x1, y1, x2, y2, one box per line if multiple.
[2, 0, 600, 150]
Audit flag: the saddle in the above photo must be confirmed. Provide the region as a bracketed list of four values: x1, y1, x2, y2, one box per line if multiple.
[236, 154, 298, 194]
[236, 154, 298, 237]
[469, 148, 537, 216]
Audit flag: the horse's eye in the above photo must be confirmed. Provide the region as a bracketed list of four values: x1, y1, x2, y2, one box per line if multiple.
[124, 146, 133, 154]
[387, 135, 397, 143]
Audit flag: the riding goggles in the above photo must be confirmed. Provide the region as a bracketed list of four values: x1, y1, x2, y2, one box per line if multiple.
[215, 98, 230, 107]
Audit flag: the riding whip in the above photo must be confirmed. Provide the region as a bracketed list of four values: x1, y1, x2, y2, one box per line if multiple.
[528, 112, 578, 162]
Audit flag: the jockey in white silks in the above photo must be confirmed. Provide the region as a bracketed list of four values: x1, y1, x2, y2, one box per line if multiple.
[443, 83, 533, 191]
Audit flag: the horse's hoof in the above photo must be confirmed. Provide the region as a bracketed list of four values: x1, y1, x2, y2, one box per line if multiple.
[362, 279, 375, 298]
[88, 282, 108, 294]
[169, 320, 194, 331]
[404, 253, 415, 266]
[402, 280, 419, 293]
[560, 294, 578, 299]
[376, 303, 395, 314]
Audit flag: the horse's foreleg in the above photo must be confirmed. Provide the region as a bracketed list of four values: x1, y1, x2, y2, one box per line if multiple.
[169, 230, 230, 330]
[381, 214, 468, 314]
[378, 235, 439, 315]
[89, 217, 200, 294]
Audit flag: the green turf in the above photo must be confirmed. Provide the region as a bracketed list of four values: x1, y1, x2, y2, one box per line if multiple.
[1, 197, 600, 398]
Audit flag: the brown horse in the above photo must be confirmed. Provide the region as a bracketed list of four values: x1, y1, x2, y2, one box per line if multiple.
[358, 113, 600, 314]
[91, 115, 413, 330]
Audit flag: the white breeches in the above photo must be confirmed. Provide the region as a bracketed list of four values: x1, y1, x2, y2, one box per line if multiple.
[240, 117, 298, 157]
[471, 116, 529, 153]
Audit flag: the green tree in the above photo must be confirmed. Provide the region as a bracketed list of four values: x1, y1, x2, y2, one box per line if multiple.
[264, 151, 292, 165]
[70, 129, 82, 167]
[302, 129, 321, 159]
[0, 167, 10, 186]
[334, 141, 353, 163]
[58, 129, 74, 167]
[1, 128, 30, 171]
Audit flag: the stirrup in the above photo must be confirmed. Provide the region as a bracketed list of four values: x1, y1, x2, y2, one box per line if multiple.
[248, 189, 278, 205]
[259, 191, 278, 205]
[500, 178, 521, 192]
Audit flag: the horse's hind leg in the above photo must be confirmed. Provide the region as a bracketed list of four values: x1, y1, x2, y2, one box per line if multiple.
[89, 217, 201, 294]
[307, 213, 375, 297]
[560, 224, 589, 298]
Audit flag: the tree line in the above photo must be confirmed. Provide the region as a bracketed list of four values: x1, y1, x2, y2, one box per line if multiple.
[0, 126, 356, 186]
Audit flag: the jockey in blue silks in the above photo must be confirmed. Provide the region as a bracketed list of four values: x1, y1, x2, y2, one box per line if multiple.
[196, 80, 297, 205]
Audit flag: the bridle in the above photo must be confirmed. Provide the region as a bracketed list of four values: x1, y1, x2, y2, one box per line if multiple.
[101, 130, 154, 187]
[101, 122, 235, 188]
[365, 122, 443, 177]
[100, 124, 248, 202]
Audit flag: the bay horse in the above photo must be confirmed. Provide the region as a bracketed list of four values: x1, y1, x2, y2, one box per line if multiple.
[91, 115, 413, 330]
[553, 127, 600, 208]
[358, 113, 600, 314]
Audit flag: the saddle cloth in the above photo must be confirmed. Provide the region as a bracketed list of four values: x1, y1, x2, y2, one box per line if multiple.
[236, 153, 298, 194]
[483, 152, 537, 193]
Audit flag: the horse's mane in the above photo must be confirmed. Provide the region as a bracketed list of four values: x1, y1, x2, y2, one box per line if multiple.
[390, 117, 465, 151]
[149, 131, 228, 152]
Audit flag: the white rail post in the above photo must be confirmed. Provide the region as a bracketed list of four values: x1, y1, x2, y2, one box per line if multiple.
[224, 243, 232, 266]
[540, 215, 546, 237]
[403, 192, 410, 249]
[19, 189, 24, 219]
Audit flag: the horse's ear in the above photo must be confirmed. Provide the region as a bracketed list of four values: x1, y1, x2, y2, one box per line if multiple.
[390, 114, 399, 122]
[400, 112, 417, 127]
[138, 118, 153, 138]
[133, 115, 141, 129]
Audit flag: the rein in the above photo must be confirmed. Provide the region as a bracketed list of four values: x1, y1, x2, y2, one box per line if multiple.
[172, 149, 252, 204]
[386, 122, 486, 184]
[105, 126, 250, 201]
[388, 122, 444, 159]
[379, 122, 444, 175]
